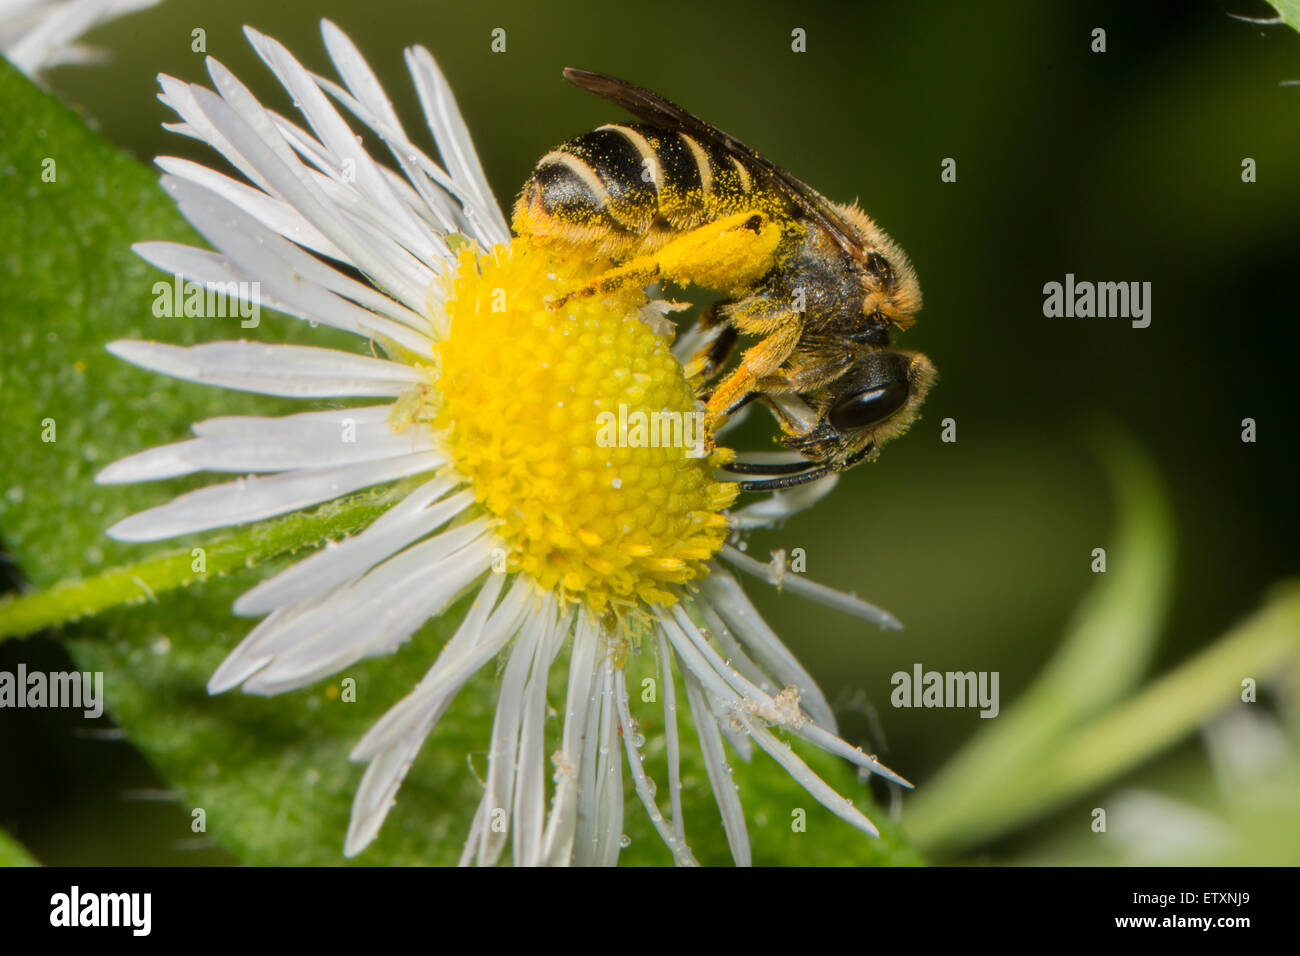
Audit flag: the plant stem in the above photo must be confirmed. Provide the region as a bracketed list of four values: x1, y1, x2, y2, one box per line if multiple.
[0, 485, 404, 642]
[907, 582, 1300, 853]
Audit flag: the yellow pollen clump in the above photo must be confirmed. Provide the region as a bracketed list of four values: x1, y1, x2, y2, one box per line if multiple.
[428, 240, 737, 614]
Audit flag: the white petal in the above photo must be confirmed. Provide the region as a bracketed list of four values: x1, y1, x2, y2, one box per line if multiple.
[234, 523, 494, 694]
[681, 667, 751, 866]
[153, 156, 344, 260]
[699, 569, 842, 730]
[573, 655, 613, 867]
[349, 575, 530, 760]
[694, 599, 780, 696]
[718, 546, 903, 631]
[192, 69, 432, 312]
[671, 603, 911, 787]
[97, 414, 436, 483]
[656, 605, 746, 714]
[404, 45, 510, 246]
[105, 340, 425, 399]
[343, 574, 524, 856]
[318, 20, 405, 145]
[94, 440, 193, 486]
[132, 241, 360, 333]
[105, 451, 441, 541]
[656, 632, 687, 849]
[711, 689, 753, 762]
[243, 27, 448, 268]
[157, 74, 259, 187]
[239, 518, 490, 664]
[457, 800, 487, 867]
[614, 669, 697, 865]
[317, 21, 468, 239]
[666, 604, 885, 836]
[234, 480, 471, 616]
[341, 733, 424, 858]
[477, 608, 549, 867]
[192, 404, 391, 437]
[540, 614, 599, 866]
[592, 658, 624, 866]
[159, 175, 434, 351]
[260, 105, 452, 300]
[196, 55, 445, 306]
[314, 74, 467, 241]
[744, 718, 880, 838]
[4, 0, 160, 75]
[513, 607, 571, 867]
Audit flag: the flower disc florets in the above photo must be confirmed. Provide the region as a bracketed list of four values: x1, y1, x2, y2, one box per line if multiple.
[423, 240, 737, 613]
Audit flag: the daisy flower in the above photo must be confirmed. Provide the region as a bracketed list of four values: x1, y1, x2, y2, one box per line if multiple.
[98, 19, 909, 866]
[1, 0, 161, 77]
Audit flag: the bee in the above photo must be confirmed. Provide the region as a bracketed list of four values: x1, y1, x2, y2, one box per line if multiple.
[513, 69, 936, 490]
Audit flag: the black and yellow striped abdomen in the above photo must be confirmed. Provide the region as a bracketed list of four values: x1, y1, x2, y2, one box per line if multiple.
[513, 122, 791, 258]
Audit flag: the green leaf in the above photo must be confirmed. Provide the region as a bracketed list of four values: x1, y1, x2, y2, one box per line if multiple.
[1019, 581, 1300, 812]
[0, 828, 39, 867]
[904, 432, 1175, 853]
[1266, 2, 1300, 35]
[0, 60, 918, 866]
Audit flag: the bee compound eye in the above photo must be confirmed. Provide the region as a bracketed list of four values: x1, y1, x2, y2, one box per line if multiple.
[848, 325, 891, 347]
[828, 381, 910, 431]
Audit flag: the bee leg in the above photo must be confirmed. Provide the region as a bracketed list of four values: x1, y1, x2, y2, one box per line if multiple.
[695, 324, 739, 383]
[755, 391, 820, 436]
[551, 210, 782, 310]
[548, 256, 663, 309]
[682, 303, 738, 382]
[768, 337, 857, 395]
[654, 210, 783, 291]
[704, 321, 802, 425]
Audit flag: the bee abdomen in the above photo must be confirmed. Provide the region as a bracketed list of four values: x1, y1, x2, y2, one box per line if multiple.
[515, 123, 758, 242]
[524, 154, 621, 231]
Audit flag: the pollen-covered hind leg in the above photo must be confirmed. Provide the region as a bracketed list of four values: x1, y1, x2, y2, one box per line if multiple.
[547, 209, 783, 310]
[547, 255, 664, 309]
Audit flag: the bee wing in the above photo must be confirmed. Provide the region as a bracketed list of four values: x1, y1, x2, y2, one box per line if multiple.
[562, 68, 867, 264]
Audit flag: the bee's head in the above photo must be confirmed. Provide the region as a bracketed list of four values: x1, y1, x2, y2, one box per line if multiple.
[783, 349, 936, 469]
[832, 201, 923, 335]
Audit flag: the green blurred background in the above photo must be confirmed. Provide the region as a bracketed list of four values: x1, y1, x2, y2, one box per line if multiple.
[2, 0, 1298, 864]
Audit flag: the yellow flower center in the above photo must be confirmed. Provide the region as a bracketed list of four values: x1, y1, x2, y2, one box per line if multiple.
[427, 240, 737, 614]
